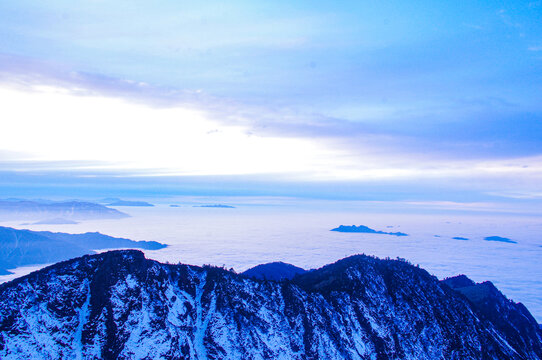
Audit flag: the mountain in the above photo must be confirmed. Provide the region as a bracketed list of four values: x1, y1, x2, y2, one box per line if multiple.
[193, 204, 236, 208]
[0, 251, 540, 359]
[103, 198, 154, 207]
[484, 236, 517, 244]
[331, 225, 408, 236]
[30, 218, 79, 225]
[0, 227, 166, 275]
[442, 275, 542, 356]
[440, 274, 475, 288]
[0, 200, 129, 221]
[241, 261, 307, 280]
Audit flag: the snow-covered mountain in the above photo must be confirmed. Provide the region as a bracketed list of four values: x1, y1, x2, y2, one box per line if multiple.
[0, 250, 540, 359]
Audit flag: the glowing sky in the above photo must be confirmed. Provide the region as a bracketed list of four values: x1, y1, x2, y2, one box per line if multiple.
[1, 1, 541, 203]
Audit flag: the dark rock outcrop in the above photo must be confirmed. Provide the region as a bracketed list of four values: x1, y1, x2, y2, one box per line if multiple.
[241, 261, 307, 281]
[443, 275, 542, 358]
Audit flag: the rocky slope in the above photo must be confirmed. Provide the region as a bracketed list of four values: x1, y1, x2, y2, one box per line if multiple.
[442, 275, 542, 357]
[0, 250, 540, 359]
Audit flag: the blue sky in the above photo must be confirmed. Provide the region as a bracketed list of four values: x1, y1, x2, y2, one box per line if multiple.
[1, 1, 541, 204]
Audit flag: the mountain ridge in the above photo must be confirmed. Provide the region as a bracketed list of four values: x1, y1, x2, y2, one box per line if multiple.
[331, 225, 408, 237]
[0, 226, 166, 275]
[0, 200, 129, 221]
[1, 250, 541, 359]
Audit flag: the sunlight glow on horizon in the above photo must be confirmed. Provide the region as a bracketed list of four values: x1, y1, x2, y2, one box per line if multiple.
[1, 84, 347, 177]
[2, 82, 542, 192]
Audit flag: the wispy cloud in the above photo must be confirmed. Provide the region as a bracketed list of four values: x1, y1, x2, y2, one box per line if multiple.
[487, 191, 542, 200]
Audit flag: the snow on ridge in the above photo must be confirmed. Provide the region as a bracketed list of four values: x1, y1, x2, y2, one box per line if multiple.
[0, 251, 540, 359]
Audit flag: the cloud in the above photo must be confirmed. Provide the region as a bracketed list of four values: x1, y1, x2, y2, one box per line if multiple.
[1, 1, 542, 205]
[0, 83, 353, 179]
[487, 191, 542, 200]
[2, 55, 542, 191]
[2, 0, 541, 163]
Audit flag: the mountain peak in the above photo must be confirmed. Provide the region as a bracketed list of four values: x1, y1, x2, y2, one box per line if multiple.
[441, 274, 476, 288]
[241, 261, 306, 281]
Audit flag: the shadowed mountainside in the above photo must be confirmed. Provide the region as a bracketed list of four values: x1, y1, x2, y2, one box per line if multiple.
[241, 261, 307, 281]
[0, 227, 166, 275]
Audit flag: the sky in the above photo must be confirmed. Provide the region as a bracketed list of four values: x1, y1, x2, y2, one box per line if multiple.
[1, 0, 542, 206]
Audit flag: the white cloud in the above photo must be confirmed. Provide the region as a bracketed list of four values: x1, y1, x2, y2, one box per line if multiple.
[0, 84, 341, 176]
[2, 82, 542, 194]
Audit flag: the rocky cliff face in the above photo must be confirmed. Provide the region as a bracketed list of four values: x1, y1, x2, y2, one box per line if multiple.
[0, 250, 540, 359]
[442, 275, 542, 358]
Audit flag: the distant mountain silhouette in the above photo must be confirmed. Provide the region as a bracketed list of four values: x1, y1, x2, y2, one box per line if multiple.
[484, 236, 517, 244]
[193, 204, 235, 208]
[108, 200, 154, 207]
[30, 218, 79, 225]
[0, 200, 128, 221]
[242, 261, 307, 281]
[103, 198, 154, 207]
[331, 225, 408, 236]
[0, 226, 166, 275]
